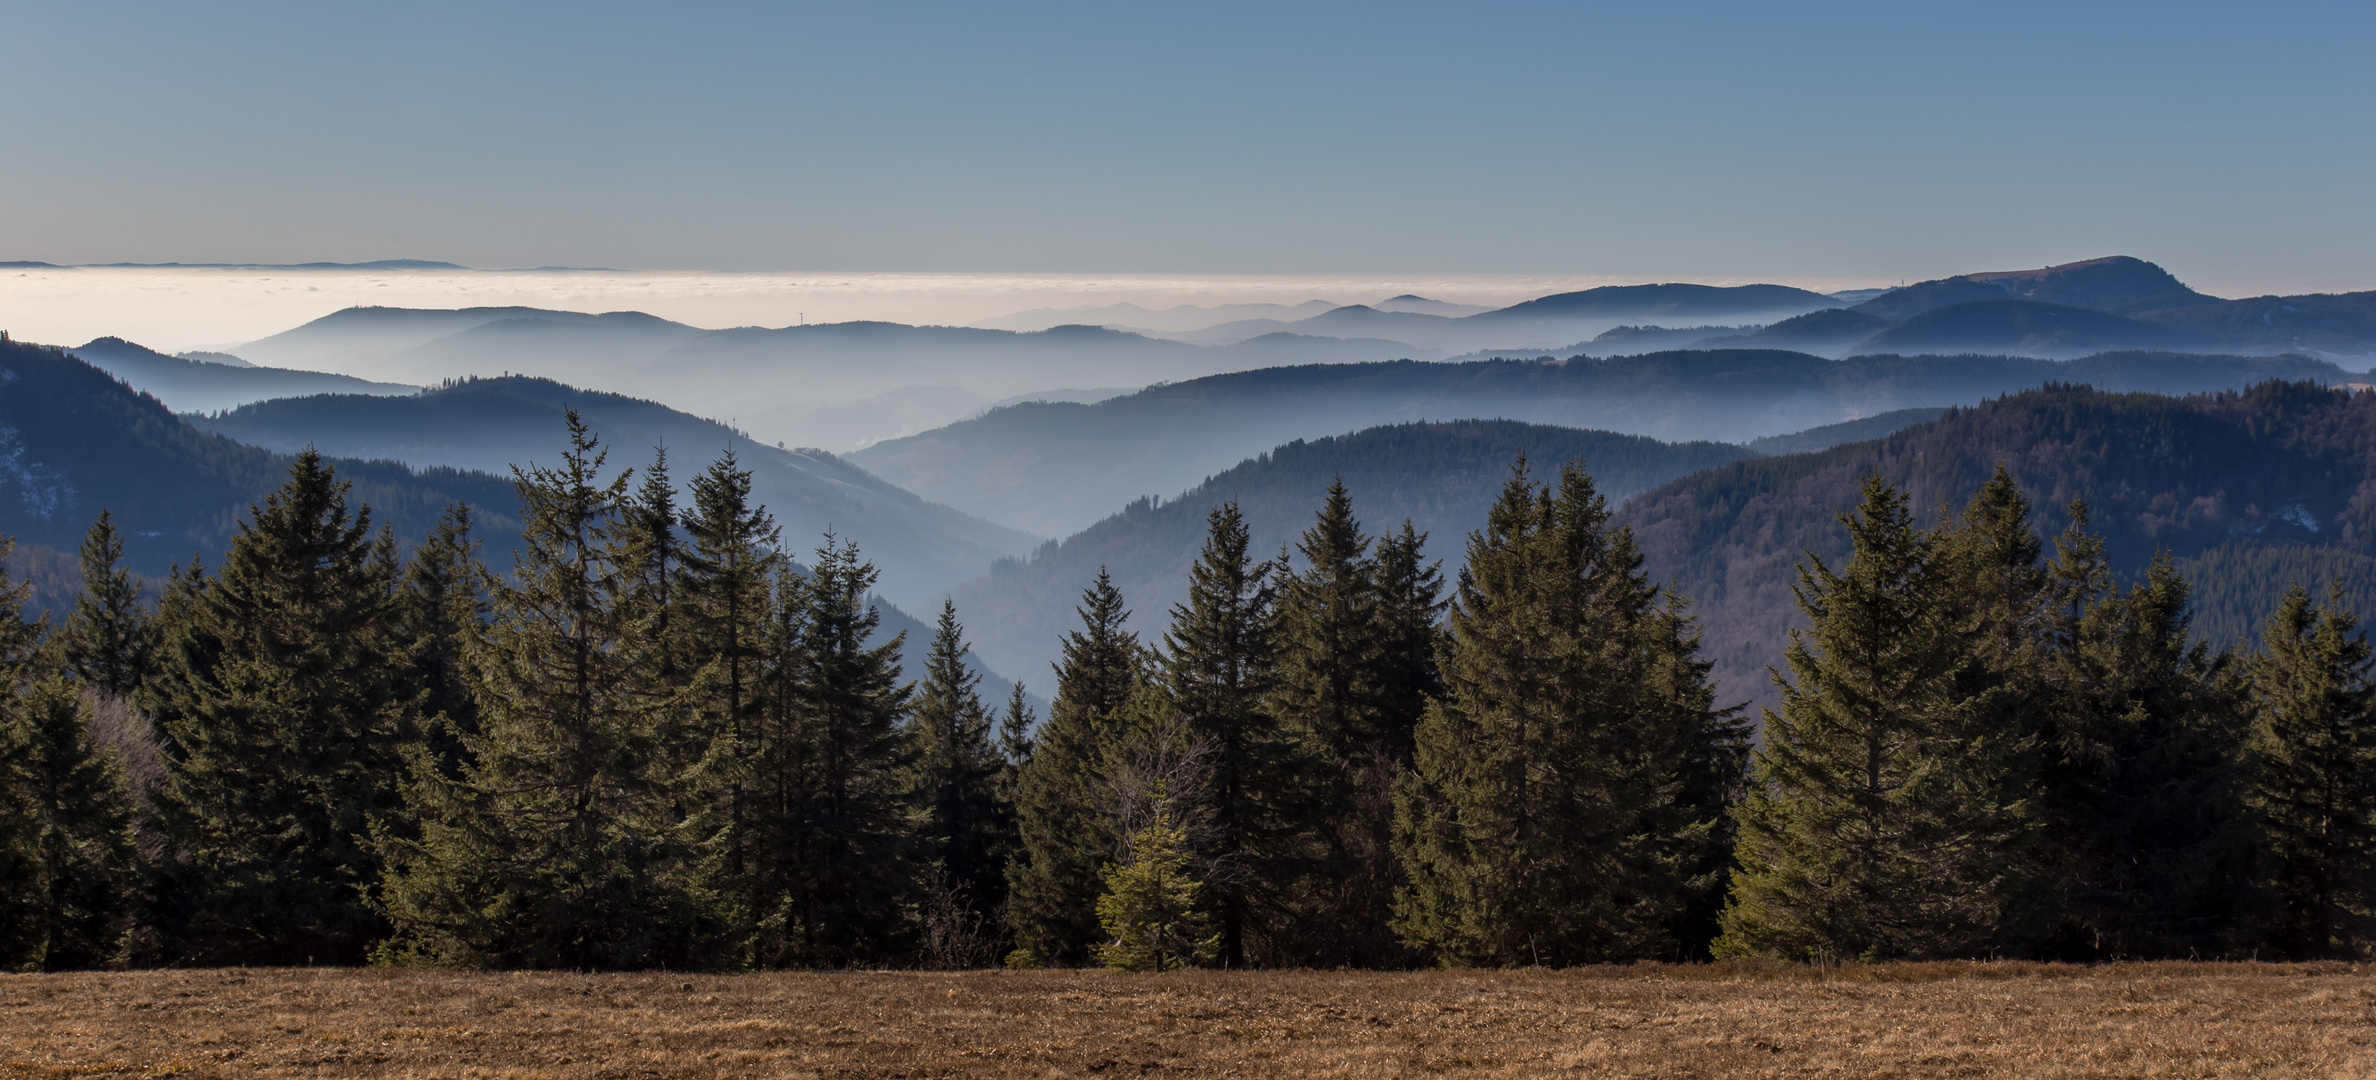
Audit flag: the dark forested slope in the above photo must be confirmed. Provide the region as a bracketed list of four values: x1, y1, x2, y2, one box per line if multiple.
[194, 375, 1036, 608]
[0, 334, 520, 578]
[1618, 380, 2376, 708]
[853, 350, 2347, 536]
[944, 419, 1756, 682]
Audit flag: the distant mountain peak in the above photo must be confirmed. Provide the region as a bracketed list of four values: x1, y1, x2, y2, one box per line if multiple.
[1855, 255, 2212, 321]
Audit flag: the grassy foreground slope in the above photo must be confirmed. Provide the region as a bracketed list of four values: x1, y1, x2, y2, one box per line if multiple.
[4, 965, 2368, 1078]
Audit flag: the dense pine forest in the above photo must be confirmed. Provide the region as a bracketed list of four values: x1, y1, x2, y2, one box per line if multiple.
[7, 390, 2376, 971]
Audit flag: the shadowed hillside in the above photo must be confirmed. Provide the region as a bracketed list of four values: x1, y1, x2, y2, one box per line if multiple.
[1616, 380, 2376, 709]
[192, 375, 1036, 609]
[943, 419, 1756, 682]
[854, 350, 2348, 536]
[0, 334, 521, 577]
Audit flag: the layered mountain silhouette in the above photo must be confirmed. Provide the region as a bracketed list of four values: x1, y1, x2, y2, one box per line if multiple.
[0, 335, 521, 578]
[67, 337, 416, 414]
[210, 257, 2376, 458]
[850, 350, 2346, 536]
[191, 375, 1036, 609]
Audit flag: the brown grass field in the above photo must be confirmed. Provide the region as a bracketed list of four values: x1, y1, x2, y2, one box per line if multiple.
[4, 962, 2375, 1078]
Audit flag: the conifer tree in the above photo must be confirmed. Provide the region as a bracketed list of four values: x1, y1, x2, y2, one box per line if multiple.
[1009, 568, 1139, 965]
[910, 600, 1011, 917]
[1373, 520, 1448, 750]
[2251, 582, 2376, 958]
[378, 414, 722, 969]
[996, 682, 1035, 815]
[1395, 459, 1740, 966]
[1095, 787, 1219, 972]
[743, 562, 812, 964]
[397, 504, 488, 769]
[149, 450, 412, 964]
[58, 510, 153, 700]
[1164, 502, 1296, 966]
[1718, 474, 2033, 961]
[2030, 502, 2255, 958]
[0, 677, 140, 971]
[677, 449, 784, 929]
[768, 536, 915, 965]
[1269, 481, 1427, 964]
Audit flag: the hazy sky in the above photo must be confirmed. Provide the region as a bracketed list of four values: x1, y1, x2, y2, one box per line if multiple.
[6, 1, 2373, 289]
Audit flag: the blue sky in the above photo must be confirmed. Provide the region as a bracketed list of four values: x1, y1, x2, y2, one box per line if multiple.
[6, 0, 2372, 287]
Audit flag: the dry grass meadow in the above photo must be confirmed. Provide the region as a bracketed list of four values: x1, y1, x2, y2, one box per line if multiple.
[5, 962, 2375, 1078]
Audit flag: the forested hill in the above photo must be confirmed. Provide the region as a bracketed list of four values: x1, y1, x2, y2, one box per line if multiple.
[852, 349, 2347, 536]
[1618, 379, 2376, 708]
[946, 419, 1755, 683]
[0, 335, 520, 584]
[193, 375, 1036, 609]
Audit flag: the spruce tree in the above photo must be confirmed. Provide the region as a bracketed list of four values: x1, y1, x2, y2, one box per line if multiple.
[58, 510, 153, 701]
[744, 562, 812, 965]
[378, 414, 723, 969]
[2030, 502, 2255, 959]
[1269, 481, 1422, 965]
[768, 536, 915, 966]
[149, 450, 413, 964]
[910, 600, 1011, 917]
[1373, 520, 1448, 751]
[996, 682, 1035, 815]
[397, 503, 488, 769]
[1163, 502, 1296, 966]
[1008, 568, 1139, 965]
[1718, 474, 2033, 961]
[2251, 582, 2376, 958]
[1394, 459, 1741, 966]
[0, 677, 141, 971]
[1094, 787, 1219, 972]
[677, 449, 784, 933]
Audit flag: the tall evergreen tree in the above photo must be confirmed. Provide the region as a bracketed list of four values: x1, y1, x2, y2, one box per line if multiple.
[1269, 481, 1436, 965]
[396, 503, 488, 769]
[58, 510, 153, 700]
[1373, 520, 1448, 751]
[1164, 502, 1296, 966]
[677, 449, 784, 935]
[1009, 568, 1139, 965]
[378, 414, 723, 969]
[1718, 474, 2033, 961]
[995, 682, 1035, 816]
[149, 450, 413, 964]
[1394, 459, 1740, 966]
[0, 677, 141, 971]
[910, 600, 1011, 917]
[2030, 502, 2256, 959]
[768, 536, 915, 966]
[2251, 582, 2376, 958]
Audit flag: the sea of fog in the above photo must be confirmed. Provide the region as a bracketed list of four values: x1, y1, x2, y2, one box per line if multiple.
[0, 266, 1891, 355]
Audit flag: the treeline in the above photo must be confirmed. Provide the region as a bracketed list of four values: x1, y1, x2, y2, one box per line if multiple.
[5, 416, 2376, 970]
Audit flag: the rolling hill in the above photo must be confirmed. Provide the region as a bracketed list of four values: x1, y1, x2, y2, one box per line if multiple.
[191, 375, 1037, 609]
[66, 337, 418, 414]
[0, 334, 522, 581]
[1615, 379, 2376, 709]
[1850, 256, 2376, 359]
[942, 419, 1759, 682]
[850, 349, 2348, 536]
[1851, 300, 2211, 358]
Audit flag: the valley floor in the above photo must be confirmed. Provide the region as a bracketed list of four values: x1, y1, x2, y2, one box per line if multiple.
[3, 962, 2370, 1078]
